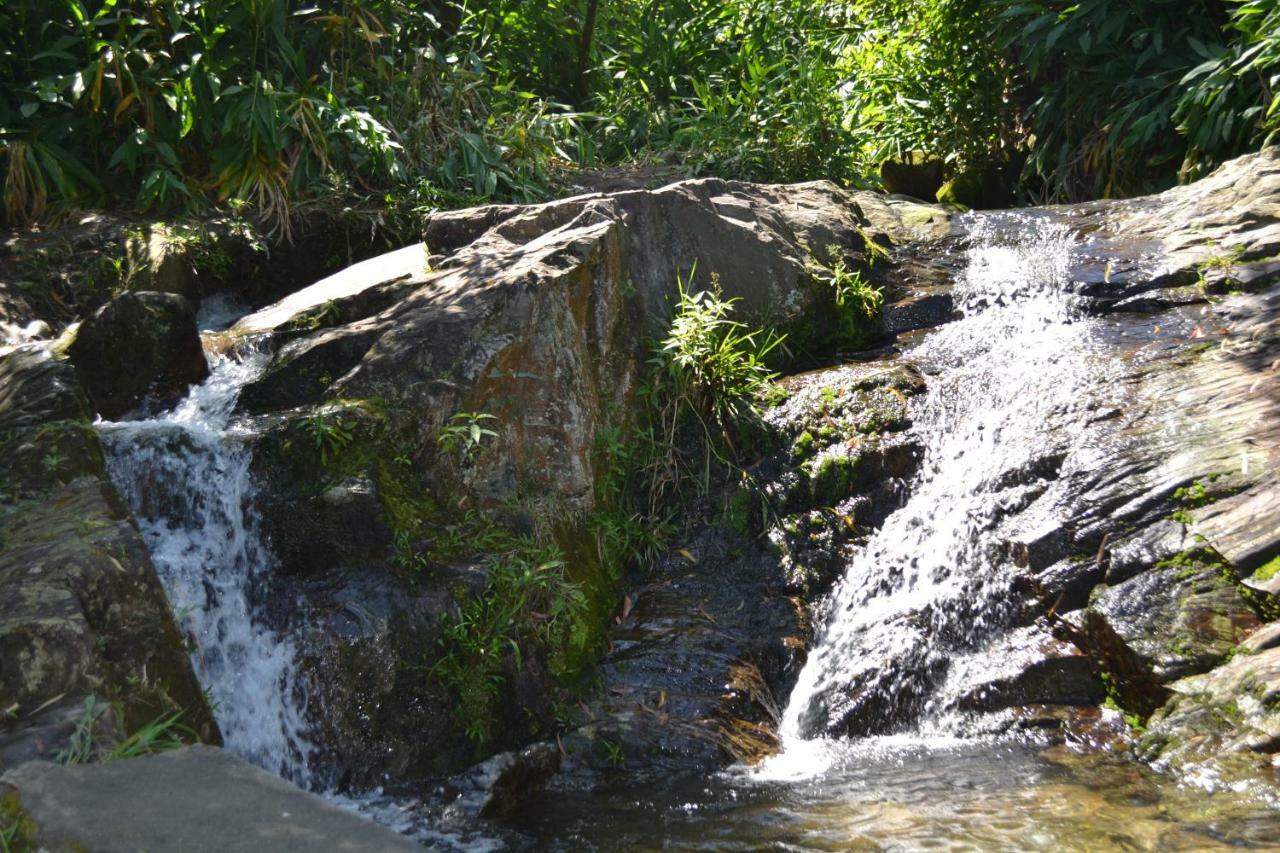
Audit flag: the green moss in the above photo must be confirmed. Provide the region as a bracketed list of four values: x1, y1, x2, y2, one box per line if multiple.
[722, 488, 754, 536]
[1253, 555, 1280, 583]
[0, 789, 39, 852]
[810, 451, 860, 505]
[791, 430, 816, 461]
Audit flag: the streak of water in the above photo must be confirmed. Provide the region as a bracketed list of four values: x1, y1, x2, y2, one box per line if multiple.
[768, 215, 1104, 776]
[98, 340, 315, 785]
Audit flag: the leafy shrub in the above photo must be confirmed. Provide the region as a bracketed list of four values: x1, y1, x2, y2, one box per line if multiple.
[843, 0, 1020, 172]
[650, 269, 784, 451]
[431, 540, 592, 745]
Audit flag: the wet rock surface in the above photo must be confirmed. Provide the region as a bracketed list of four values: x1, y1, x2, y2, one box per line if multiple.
[0, 346, 215, 768]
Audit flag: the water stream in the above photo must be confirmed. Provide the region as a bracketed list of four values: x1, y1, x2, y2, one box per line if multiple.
[774, 214, 1099, 767]
[98, 330, 316, 786]
[87, 216, 1277, 849]
[521, 214, 1280, 849]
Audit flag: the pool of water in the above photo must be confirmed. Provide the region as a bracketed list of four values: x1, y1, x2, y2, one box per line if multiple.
[520, 736, 1280, 851]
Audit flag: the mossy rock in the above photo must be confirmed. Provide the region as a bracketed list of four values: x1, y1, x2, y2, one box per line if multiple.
[936, 161, 1020, 210]
[879, 153, 946, 201]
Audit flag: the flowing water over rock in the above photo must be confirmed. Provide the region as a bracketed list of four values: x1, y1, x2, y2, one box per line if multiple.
[781, 215, 1099, 747]
[98, 342, 316, 785]
[523, 209, 1280, 849]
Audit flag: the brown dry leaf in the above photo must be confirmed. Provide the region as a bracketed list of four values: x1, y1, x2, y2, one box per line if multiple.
[619, 594, 633, 622]
[696, 603, 718, 625]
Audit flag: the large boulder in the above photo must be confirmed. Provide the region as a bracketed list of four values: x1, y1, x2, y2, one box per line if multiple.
[66, 290, 208, 418]
[234, 179, 936, 570]
[0, 744, 421, 852]
[0, 345, 216, 768]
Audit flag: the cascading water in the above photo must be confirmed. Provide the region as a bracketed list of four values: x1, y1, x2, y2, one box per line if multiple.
[770, 213, 1104, 770]
[97, 335, 315, 785]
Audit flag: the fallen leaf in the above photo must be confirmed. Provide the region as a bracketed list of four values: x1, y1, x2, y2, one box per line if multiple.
[1190, 326, 1205, 339]
[1153, 325, 1161, 334]
[656, 690, 667, 709]
[620, 594, 633, 622]
[1103, 260, 1113, 283]
[677, 548, 698, 564]
[696, 603, 718, 625]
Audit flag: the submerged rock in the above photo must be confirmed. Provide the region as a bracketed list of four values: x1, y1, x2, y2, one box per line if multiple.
[66, 290, 208, 418]
[444, 742, 561, 820]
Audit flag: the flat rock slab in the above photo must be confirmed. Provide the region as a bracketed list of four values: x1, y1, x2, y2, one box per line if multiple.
[1, 745, 419, 852]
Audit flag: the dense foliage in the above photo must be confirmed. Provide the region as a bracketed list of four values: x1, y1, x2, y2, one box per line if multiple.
[3, 0, 1280, 229]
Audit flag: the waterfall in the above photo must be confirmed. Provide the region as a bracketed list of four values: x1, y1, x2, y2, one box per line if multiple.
[97, 336, 315, 786]
[768, 214, 1105, 773]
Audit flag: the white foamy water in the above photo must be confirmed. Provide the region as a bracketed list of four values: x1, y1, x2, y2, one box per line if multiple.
[98, 339, 316, 785]
[764, 215, 1105, 778]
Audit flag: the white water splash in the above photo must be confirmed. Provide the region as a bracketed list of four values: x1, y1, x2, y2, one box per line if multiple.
[98, 339, 315, 785]
[764, 215, 1104, 778]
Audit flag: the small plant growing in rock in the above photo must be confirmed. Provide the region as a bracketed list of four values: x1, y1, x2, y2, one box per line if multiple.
[431, 540, 592, 745]
[300, 412, 354, 465]
[651, 267, 784, 451]
[437, 411, 499, 463]
[823, 248, 884, 339]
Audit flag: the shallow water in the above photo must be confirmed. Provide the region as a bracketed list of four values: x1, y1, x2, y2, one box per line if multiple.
[523, 736, 1279, 851]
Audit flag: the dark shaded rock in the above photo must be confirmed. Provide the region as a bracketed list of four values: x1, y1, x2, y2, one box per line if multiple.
[882, 289, 956, 334]
[554, 524, 802, 787]
[0, 479, 218, 763]
[0, 347, 104, 497]
[285, 566, 472, 788]
[66, 291, 208, 418]
[955, 627, 1105, 712]
[444, 742, 561, 821]
[0, 343, 215, 767]
[247, 405, 395, 578]
[879, 154, 945, 201]
[0, 745, 421, 852]
[238, 324, 381, 414]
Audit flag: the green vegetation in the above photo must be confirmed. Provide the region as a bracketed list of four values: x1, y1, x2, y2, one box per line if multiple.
[648, 269, 783, 464]
[436, 411, 499, 463]
[431, 538, 593, 745]
[56, 696, 191, 765]
[7, 0, 1279, 235]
